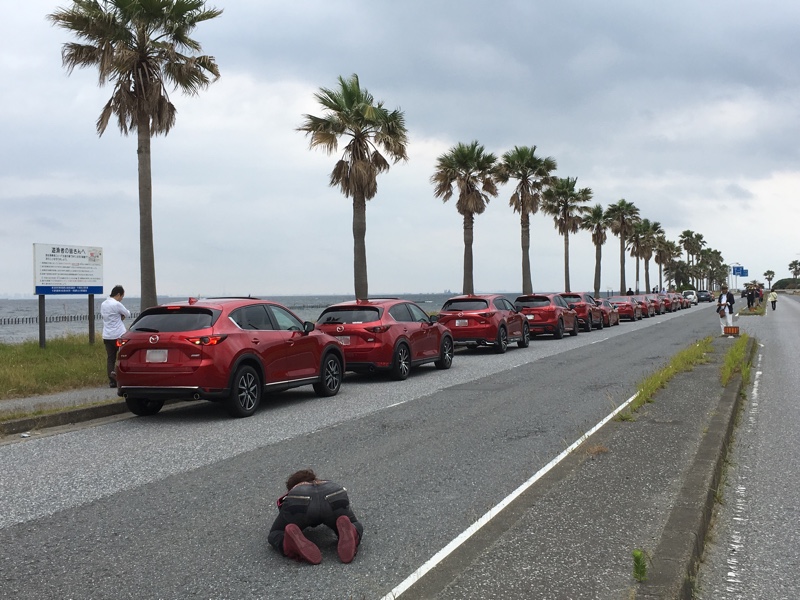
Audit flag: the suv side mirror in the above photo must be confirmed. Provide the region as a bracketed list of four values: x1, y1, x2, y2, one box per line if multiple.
[303, 321, 316, 334]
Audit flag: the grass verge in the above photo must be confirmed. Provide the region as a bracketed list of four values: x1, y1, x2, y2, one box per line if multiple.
[720, 334, 750, 387]
[0, 334, 106, 400]
[616, 337, 714, 421]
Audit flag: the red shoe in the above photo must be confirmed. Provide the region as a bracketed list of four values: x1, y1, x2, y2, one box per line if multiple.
[283, 524, 321, 565]
[336, 516, 358, 564]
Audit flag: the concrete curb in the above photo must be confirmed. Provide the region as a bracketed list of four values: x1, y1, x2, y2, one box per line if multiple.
[0, 400, 129, 436]
[638, 337, 756, 598]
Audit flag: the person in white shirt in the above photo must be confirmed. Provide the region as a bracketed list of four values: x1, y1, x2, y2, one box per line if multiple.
[101, 285, 131, 388]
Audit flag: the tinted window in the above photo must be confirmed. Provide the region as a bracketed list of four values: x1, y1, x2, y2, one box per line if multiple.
[515, 296, 551, 308]
[561, 294, 581, 303]
[269, 305, 304, 331]
[554, 296, 568, 308]
[407, 303, 431, 322]
[230, 305, 273, 330]
[317, 307, 381, 324]
[496, 298, 515, 311]
[441, 299, 490, 311]
[130, 307, 219, 332]
[388, 303, 413, 322]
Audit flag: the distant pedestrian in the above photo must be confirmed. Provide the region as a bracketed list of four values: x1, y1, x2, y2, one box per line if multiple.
[268, 469, 363, 565]
[626, 288, 634, 296]
[758, 287, 763, 306]
[768, 289, 778, 310]
[746, 286, 755, 310]
[101, 285, 130, 388]
[717, 284, 735, 335]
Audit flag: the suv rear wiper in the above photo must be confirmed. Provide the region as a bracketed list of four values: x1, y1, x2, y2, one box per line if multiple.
[133, 327, 160, 332]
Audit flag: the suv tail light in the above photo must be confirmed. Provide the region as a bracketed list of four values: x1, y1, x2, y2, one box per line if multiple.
[185, 334, 228, 346]
[366, 325, 391, 334]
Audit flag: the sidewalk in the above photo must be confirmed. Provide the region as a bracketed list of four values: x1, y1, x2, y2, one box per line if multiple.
[0, 336, 754, 599]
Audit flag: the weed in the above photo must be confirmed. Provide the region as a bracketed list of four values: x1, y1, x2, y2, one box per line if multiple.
[586, 444, 609, 457]
[632, 548, 649, 582]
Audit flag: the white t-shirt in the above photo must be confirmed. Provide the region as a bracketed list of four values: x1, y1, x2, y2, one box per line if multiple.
[101, 296, 131, 339]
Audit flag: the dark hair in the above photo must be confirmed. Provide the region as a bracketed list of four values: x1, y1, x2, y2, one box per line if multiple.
[286, 469, 316, 490]
[110, 285, 125, 297]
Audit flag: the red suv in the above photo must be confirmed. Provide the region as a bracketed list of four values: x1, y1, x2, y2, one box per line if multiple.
[116, 298, 345, 418]
[514, 293, 579, 338]
[436, 294, 529, 353]
[315, 298, 454, 380]
[608, 296, 642, 321]
[558, 293, 603, 332]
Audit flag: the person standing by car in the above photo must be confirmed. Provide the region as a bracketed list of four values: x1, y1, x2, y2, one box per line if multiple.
[101, 285, 130, 388]
[717, 284, 735, 334]
[268, 469, 363, 565]
[768, 289, 778, 310]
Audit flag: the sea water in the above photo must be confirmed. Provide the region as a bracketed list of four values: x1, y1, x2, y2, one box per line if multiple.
[0, 293, 461, 344]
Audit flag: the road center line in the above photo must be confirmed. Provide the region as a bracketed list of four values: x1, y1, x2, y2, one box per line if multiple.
[379, 391, 640, 599]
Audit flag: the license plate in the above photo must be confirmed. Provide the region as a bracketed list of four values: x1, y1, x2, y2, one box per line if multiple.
[526, 314, 535, 321]
[336, 336, 351, 345]
[146, 349, 168, 363]
[455, 319, 468, 326]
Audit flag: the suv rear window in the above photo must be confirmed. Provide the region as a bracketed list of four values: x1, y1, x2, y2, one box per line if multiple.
[515, 296, 551, 308]
[441, 299, 489, 311]
[317, 307, 381, 324]
[130, 307, 219, 332]
[560, 294, 582, 303]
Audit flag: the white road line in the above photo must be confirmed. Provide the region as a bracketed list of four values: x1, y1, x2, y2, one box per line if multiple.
[378, 391, 640, 600]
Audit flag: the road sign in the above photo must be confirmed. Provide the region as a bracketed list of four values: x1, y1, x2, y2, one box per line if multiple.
[732, 265, 744, 276]
[741, 269, 748, 277]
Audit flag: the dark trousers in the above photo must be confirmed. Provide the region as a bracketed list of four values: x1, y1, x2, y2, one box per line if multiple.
[104, 339, 118, 384]
[771, 301, 777, 310]
[268, 481, 363, 553]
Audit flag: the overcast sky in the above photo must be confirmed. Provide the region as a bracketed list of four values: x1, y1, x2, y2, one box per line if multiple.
[2, 1, 799, 299]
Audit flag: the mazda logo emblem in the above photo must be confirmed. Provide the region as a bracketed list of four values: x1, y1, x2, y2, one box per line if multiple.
[336, 326, 344, 333]
[149, 335, 159, 344]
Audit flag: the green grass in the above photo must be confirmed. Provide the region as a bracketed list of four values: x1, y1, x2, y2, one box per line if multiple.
[617, 337, 714, 419]
[737, 304, 765, 316]
[720, 334, 750, 386]
[0, 334, 106, 400]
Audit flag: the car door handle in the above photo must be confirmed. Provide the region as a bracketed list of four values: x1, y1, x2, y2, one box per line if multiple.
[251, 338, 260, 344]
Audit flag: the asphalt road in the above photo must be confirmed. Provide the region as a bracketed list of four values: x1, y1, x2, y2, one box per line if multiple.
[0, 302, 721, 599]
[696, 294, 800, 599]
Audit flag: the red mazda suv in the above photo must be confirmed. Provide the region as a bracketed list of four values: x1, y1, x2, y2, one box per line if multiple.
[315, 298, 454, 380]
[558, 293, 603, 332]
[436, 294, 529, 353]
[514, 293, 579, 339]
[116, 297, 345, 418]
[608, 296, 642, 321]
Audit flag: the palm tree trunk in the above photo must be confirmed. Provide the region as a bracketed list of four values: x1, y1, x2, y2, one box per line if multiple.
[593, 243, 602, 298]
[463, 212, 474, 295]
[137, 107, 157, 310]
[521, 213, 532, 295]
[635, 258, 640, 294]
[644, 259, 651, 293]
[619, 236, 626, 295]
[353, 193, 368, 300]
[563, 230, 570, 293]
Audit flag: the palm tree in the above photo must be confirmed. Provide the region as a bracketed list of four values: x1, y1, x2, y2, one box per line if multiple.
[495, 146, 557, 295]
[638, 219, 664, 293]
[789, 260, 800, 283]
[542, 177, 592, 293]
[606, 199, 641, 294]
[679, 230, 695, 266]
[298, 74, 408, 300]
[48, 0, 222, 310]
[431, 141, 498, 294]
[654, 236, 680, 291]
[580, 204, 610, 298]
[764, 270, 775, 289]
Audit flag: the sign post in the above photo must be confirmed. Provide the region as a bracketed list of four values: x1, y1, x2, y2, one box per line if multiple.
[33, 244, 103, 348]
